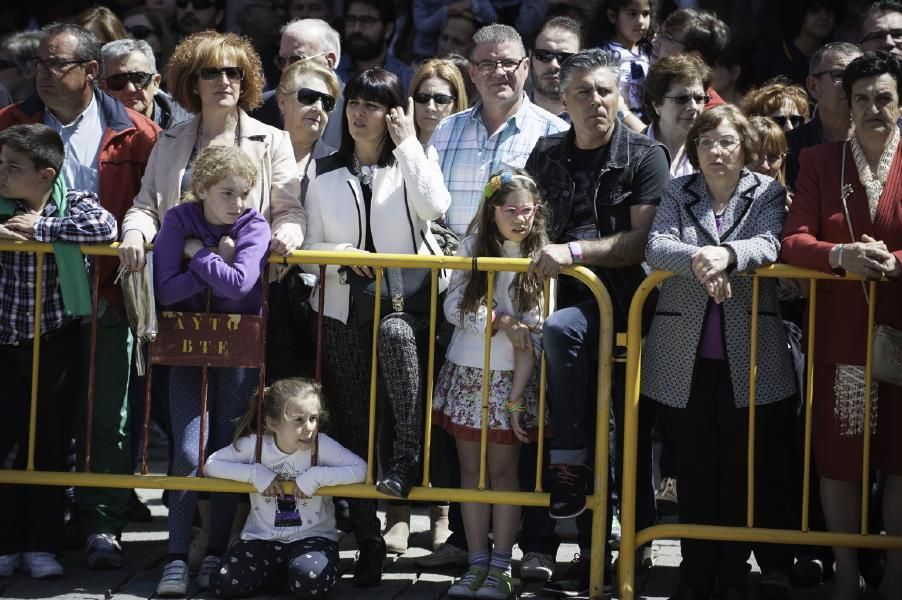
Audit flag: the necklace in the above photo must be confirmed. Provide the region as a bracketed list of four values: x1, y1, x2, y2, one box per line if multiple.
[352, 154, 375, 186]
[193, 113, 241, 158]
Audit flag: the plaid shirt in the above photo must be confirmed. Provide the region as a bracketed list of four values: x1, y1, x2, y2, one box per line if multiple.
[0, 190, 117, 344]
[431, 94, 569, 235]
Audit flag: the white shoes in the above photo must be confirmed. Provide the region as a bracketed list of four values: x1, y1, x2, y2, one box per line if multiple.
[196, 555, 221, 590]
[156, 559, 189, 597]
[0, 553, 21, 577]
[22, 552, 64, 579]
[519, 551, 554, 582]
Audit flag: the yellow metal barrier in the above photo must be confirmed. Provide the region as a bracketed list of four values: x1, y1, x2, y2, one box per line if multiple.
[618, 264, 902, 600]
[0, 240, 615, 600]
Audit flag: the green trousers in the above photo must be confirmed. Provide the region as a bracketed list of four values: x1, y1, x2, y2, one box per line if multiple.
[75, 307, 133, 536]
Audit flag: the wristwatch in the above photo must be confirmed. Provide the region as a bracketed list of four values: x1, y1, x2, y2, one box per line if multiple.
[568, 241, 582, 264]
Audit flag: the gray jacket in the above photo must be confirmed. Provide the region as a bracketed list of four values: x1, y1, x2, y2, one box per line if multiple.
[641, 169, 796, 408]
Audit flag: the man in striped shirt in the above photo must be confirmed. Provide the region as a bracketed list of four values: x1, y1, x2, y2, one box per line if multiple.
[431, 23, 569, 235]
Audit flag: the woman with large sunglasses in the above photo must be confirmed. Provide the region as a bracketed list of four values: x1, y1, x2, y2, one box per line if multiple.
[408, 58, 468, 146]
[740, 78, 810, 134]
[120, 30, 304, 273]
[302, 68, 451, 587]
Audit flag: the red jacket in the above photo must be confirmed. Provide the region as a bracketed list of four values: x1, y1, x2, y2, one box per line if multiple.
[0, 90, 160, 305]
[781, 141, 902, 365]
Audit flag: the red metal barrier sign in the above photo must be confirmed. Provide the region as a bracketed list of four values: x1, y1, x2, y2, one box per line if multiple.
[149, 312, 265, 368]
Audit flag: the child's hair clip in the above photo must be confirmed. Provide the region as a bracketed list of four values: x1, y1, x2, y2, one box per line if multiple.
[483, 171, 536, 201]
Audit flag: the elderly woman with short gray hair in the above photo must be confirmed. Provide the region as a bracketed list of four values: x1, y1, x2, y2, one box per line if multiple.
[642, 104, 797, 600]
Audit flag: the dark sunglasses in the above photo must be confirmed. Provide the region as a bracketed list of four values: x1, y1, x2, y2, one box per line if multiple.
[771, 115, 805, 128]
[199, 66, 244, 81]
[176, 0, 215, 9]
[413, 92, 455, 105]
[296, 88, 335, 112]
[105, 71, 154, 91]
[664, 93, 710, 105]
[532, 48, 575, 64]
[126, 25, 158, 40]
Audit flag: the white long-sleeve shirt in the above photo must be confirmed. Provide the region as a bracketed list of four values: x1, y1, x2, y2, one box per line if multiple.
[205, 433, 366, 543]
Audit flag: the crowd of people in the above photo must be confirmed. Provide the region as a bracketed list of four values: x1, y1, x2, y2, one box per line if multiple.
[0, 2, 901, 600]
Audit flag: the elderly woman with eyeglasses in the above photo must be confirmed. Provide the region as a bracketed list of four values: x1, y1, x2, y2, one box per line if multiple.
[120, 30, 303, 272]
[642, 105, 798, 600]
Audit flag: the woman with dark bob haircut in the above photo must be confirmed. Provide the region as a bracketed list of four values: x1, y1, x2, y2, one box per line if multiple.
[302, 68, 451, 587]
[644, 104, 798, 599]
[783, 50, 902, 600]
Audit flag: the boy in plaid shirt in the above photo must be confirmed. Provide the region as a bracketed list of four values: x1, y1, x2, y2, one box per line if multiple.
[0, 123, 117, 579]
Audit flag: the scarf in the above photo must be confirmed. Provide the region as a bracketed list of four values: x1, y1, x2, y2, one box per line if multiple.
[0, 175, 92, 316]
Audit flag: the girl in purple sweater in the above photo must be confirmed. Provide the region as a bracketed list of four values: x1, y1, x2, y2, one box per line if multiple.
[153, 145, 271, 597]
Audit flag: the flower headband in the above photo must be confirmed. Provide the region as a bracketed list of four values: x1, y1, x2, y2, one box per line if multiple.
[483, 171, 536, 201]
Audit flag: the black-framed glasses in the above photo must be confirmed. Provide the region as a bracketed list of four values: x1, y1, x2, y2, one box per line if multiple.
[532, 48, 575, 64]
[811, 68, 844, 83]
[275, 52, 326, 70]
[176, 0, 215, 9]
[105, 71, 154, 91]
[664, 93, 710, 105]
[771, 115, 804, 129]
[126, 25, 159, 40]
[413, 92, 455, 105]
[861, 28, 902, 45]
[296, 88, 335, 112]
[31, 57, 91, 75]
[696, 136, 741, 152]
[471, 57, 526, 74]
[345, 14, 380, 26]
[198, 66, 244, 81]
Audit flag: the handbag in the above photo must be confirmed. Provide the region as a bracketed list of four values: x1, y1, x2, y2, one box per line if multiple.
[839, 145, 902, 387]
[116, 255, 158, 376]
[343, 183, 431, 324]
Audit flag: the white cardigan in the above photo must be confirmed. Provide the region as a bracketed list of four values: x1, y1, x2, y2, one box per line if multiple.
[444, 236, 549, 371]
[205, 433, 366, 543]
[302, 137, 452, 324]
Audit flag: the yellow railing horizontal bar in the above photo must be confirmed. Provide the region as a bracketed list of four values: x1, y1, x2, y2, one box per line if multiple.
[636, 524, 902, 550]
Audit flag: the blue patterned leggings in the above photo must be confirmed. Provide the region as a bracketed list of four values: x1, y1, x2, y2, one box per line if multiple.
[211, 536, 340, 599]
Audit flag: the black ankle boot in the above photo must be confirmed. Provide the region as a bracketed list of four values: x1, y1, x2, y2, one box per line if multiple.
[353, 536, 386, 587]
[376, 454, 419, 499]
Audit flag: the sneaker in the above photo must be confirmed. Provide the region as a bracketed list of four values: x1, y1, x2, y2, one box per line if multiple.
[156, 559, 189, 597]
[548, 464, 594, 519]
[21, 552, 63, 579]
[655, 477, 678, 515]
[414, 542, 469, 568]
[0, 553, 21, 577]
[353, 536, 385, 587]
[520, 552, 554, 582]
[475, 568, 516, 599]
[448, 566, 488, 599]
[542, 554, 613, 597]
[196, 555, 221, 590]
[86, 533, 124, 569]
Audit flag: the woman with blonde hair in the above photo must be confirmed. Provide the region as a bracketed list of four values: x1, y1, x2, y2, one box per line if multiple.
[73, 6, 129, 46]
[408, 58, 468, 145]
[747, 116, 789, 188]
[741, 78, 810, 133]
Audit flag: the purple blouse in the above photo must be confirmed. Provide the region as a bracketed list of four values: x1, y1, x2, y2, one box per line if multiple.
[698, 213, 726, 360]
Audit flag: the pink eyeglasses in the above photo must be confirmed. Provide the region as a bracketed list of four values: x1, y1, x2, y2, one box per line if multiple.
[497, 205, 537, 217]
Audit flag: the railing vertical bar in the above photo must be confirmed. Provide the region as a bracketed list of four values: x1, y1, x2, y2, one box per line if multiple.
[860, 280, 877, 534]
[84, 265, 102, 472]
[478, 270, 495, 491]
[141, 359, 154, 475]
[26, 251, 46, 471]
[366, 268, 383, 485]
[421, 269, 439, 487]
[801, 279, 817, 531]
[315, 264, 326, 384]
[534, 276, 550, 492]
[197, 365, 209, 477]
[747, 276, 760, 527]
[255, 274, 270, 463]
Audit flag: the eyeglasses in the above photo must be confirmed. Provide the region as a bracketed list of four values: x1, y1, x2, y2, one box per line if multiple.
[771, 115, 804, 128]
[664, 93, 710, 105]
[31, 57, 91, 75]
[345, 14, 380, 26]
[105, 71, 154, 91]
[296, 88, 335, 112]
[471, 57, 526, 74]
[413, 92, 456, 105]
[695, 136, 741, 152]
[496, 205, 537, 218]
[176, 0, 215, 9]
[532, 48, 575, 64]
[655, 32, 685, 47]
[198, 66, 244, 81]
[275, 52, 326, 70]
[126, 25, 159, 40]
[861, 28, 902, 45]
[811, 68, 844, 83]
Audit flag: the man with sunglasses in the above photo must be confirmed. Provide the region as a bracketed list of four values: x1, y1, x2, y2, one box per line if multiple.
[528, 16, 581, 120]
[785, 42, 862, 189]
[100, 39, 190, 130]
[0, 23, 159, 573]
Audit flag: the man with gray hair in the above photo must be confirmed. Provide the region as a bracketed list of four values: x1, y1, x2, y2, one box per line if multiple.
[100, 39, 190, 130]
[526, 48, 668, 596]
[431, 23, 568, 235]
[785, 42, 862, 189]
[0, 32, 40, 104]
[250, 18, 344, 147]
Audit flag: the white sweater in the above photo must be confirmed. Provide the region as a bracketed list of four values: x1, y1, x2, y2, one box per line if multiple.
[444, 236, 549, 371]
[205, 433, 366, 543]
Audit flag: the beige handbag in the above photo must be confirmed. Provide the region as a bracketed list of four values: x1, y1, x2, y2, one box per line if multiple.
[116, 254, 158, 376]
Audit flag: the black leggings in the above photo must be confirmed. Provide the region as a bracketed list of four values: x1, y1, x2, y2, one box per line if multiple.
[211, 537, 339, 599]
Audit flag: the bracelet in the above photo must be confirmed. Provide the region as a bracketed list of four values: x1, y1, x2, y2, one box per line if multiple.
[837, 244, 844, 269]
[503, 398, 526, 413]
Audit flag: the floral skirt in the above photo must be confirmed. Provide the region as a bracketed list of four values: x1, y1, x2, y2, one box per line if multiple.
[432, 361, 550, 444]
